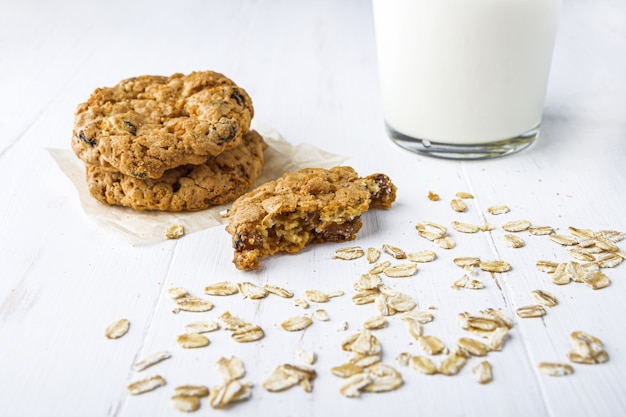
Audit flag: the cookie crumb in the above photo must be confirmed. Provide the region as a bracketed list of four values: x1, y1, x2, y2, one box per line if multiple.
[165, 224, 185, 239]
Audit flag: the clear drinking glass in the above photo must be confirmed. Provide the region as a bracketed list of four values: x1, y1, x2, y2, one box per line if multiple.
[373, 0, 562, 159]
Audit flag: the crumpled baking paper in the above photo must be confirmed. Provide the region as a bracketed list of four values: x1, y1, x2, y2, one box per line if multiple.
[49, 121, 348, 245]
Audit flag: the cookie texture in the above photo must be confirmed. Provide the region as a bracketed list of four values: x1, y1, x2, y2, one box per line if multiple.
[86, 130, 266, 212]
[226, 166, 397, 270]
[72, 71, 254, 179]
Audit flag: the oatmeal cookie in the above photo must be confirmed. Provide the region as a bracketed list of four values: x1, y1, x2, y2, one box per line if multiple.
[72, 71, 254, 179]
[225, 166, 397, 270]
[86, 130, 266, 212]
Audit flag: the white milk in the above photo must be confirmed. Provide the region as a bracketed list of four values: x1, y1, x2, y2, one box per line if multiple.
[373, 0, 562, 144]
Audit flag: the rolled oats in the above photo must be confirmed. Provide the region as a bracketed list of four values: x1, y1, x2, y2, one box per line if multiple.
[104, 318, 130, 339]
[167, 287, 188, 299]
[354, 274, 383, 291]
[473, 361, 493, 384]
[170, 394, 201, 412]
[367, 247, 381, 263]
[237, 282, 268, 299]
[536, 260, 559, 273]
[457, 337, 488, 356]
[382, 244, 407, 259]
[417, 335, 446, 355]
[231, 325, 265, 343]
[312, 309, 330, 321]
[369, 261, 391, 275]
[515, 305, 546, 318]
[503, 233, 525, 248]
[165, 224, 185, 239]
[361, 363, 403, 393]
[263, 364, 317, 392]
[331, 363, 364, 378]
[479, 260, 512, 273]
[455, 191, 474, 199]
[293, 298, 310, 309]
[127, 375, 166, 395]
[454, 257, 481, 268]
[450, 199, 467, 213]
[296, 347, 317, 365]
[582, 270, 610, 290]
[383, 263, 418, 278]
[550, 234, 579, 246]
[263, 284, 294, 298]
[281, 316, 313, 332]
[438, 349, 468, 376]
[502, 220, 531, 232]
[409, 355, 438, 375]
[530, 290, 559, 307]
[334, 246, 365, 260]
[176, 333, 210, 349]
[538, 362, 574, 376]
[133, 351, 172, 372]
[451, 221, 479, 233]
[176, 295, 214, 312]
[487, 205, 510, 215]
[407, 250, 437, 263]
[529, 225, 555, 236]
[435, 236, 456, 249]
[305, 289, 329, 303]
[363, 316, 388, 330]
[204, 281, 239, 296]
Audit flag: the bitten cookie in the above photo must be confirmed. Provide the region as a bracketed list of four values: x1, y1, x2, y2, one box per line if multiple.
[225, 166, 397, 270]
[72, 71, 254, 179]
[86, 130, 266, 212]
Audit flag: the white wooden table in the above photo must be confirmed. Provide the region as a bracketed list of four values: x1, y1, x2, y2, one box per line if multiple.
[1, 1, 625, 416]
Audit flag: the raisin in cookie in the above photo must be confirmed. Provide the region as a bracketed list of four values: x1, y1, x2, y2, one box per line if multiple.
[72, 71, 254, 179]
[86, 130, 266, 212]
[225, 166, 397, 270]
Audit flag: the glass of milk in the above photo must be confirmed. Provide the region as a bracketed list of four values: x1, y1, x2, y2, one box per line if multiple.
[372, 0, 562, 159]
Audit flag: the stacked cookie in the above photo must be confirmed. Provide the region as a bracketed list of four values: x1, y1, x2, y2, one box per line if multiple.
[71, 71, 266, 211]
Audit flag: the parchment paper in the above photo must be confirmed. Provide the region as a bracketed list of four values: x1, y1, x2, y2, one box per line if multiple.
[49, 121, 348, 245]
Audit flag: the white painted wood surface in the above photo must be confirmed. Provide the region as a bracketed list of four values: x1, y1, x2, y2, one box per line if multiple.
[1, 0, 625, 416]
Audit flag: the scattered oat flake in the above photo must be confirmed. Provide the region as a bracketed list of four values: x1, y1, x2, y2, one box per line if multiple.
[293, 298, 310, 309]
[363, 316, 388, 330]
[262, 364, 316, 393]
[281, 316, 313, 332]
[216, 356, 246, 382]
[185, 320, 220, 334]
[451, 221, 479, 233]
[395, 352, 411, 367]
[439, 350, 468, 376]
[384, 263, 418, 278]
[369, 260, 391, 275]
[479, 222, 495, 232]
[479, 260, 512, 273]
[473, 361, 493, 384]
[567, 331, 609, 364]
[170, 394, 201, 412]
[550, 234, 578, 246]
[354, 274, 382, 291]
[174, 385, 210, 397]
[487, 205, 510, 215]
[177, 333, 210, 349]
[328, 290, 345, 298]
[176, 295, 214, 312]
[127, 375, 166, 395]
[435, 237, 456, 249]
[334, 246, 365, 260]
[536, 260, 559, 273]
[342, 330, 382, 355]
[503, 233, 525, 248]
[352, 290, 378, 305]
[597, 252, 624, 268]
[410, 356, 437, 375]
[382, 244, 407, 259]
[339, 373, 373, 398]
[296, 347, 317, 365]
[538, 362, 574, 376]
[502, 220, 531, 232]
[204, 281, 239, 296]
[312, 309, 330, 321]
[457, 337, 488, 357]
[456, 191, 474, 199]
[208, 380, 253, 409]
[407, 250, 437, 263]
[529, 225, 555, 236]
[362, 363, 403, 393]
[530, 290, 558, 307]
[516, 305, 546, 318]
[331, 363, 364, 378]
[366, 247, 381, 263]
[582, 270, 610, 290]
[454, 257, 481, 268]
[450, 199, 467, 212]
[263, 284, 294, 298]
[133, 351, 172, 372]
[305, 289, 329, 303]
[428, 191, 440, 201]
[165, 224, 185, 239]
[238, 282, 268, 299]
[104, 318, 130, 339]
[231, 324, 265, 343]
[167, 287, 188, 299]
[417, 336, 446, 355]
